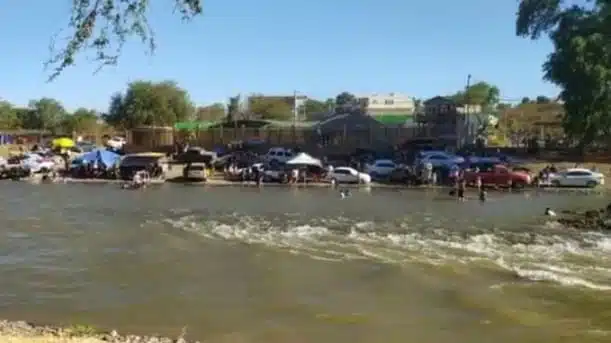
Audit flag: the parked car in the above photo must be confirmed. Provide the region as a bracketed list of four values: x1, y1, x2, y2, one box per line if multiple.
[260, 164, 285, 182]
[416, 151, 464, 168]
[464, 163, 531, 188]
[389, 165, 417, 183]
[119, 152, 169, 180]
[183, 162, 208, 181]
[106, 136, 126, 150]
[365, 159, 396, 178]
[548, 168, 605, 188]
[21, 153, 56, 173]
[264, 147, 294, 164]
[327, 167, 371, 184]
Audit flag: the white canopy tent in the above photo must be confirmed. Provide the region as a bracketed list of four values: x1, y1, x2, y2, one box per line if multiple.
[286, 153, 322, 167]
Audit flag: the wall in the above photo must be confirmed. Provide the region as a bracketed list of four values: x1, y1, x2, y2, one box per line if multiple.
[360, 93, 415, 114]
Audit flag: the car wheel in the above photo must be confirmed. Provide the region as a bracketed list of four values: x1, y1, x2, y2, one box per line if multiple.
[511, 180, 525, 189]
[586, 180, 597, 188]
[551, 180, 561, 187]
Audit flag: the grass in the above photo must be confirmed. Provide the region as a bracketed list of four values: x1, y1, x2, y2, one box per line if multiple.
[63, 325, 98, 337]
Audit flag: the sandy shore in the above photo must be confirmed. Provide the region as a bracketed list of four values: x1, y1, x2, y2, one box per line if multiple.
[0, 320, 197, 343]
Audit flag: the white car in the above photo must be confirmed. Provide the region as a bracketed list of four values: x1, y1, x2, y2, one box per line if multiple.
[265, 147, 294, 164]
[106, 136, 126, 150]
[365, 159, 396, 178]
[327, 167, 371, 184]
[185, 163, 208, 180]
[22, 153, 56, 173]
[548, 168, 605, 188]
[417, 152, 464, 168]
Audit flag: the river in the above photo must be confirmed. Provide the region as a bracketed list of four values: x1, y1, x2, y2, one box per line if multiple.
[0, 182, 610, 343]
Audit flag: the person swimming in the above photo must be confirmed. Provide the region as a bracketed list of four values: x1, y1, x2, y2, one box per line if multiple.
[340, 189, 351, 199]
[544, 207, 556, 217]
[478, 189, 487, 202]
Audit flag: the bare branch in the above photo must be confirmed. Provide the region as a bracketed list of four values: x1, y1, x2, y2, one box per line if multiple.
[46, 0, 202, 82]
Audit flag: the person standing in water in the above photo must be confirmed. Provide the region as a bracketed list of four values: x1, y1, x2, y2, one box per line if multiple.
[457, 178, 466, 201]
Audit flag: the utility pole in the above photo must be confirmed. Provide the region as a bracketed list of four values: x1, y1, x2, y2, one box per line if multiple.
[458, 74, 472, 149]
[293, 90, 298, 125]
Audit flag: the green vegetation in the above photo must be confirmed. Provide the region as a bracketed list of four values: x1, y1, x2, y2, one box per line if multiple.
[0, 99, 100, 135]
[47, 0, 202, 80]
[65, 324, 98, 337]
[516, 0, 611, 150]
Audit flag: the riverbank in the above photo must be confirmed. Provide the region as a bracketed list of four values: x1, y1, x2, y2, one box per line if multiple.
[11, 175, 610, 194]
[0, 320, 197, 343]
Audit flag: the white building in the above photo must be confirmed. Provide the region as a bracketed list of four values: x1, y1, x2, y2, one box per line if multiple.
[360, 93, 416, 114]
[358, 92, 416, 126]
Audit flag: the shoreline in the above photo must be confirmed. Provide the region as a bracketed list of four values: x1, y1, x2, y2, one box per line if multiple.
[5, 175, 608, 193]
[0, 319, 198, 343]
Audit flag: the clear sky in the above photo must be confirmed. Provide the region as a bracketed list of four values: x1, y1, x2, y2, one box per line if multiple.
[0, 0, 557, 111]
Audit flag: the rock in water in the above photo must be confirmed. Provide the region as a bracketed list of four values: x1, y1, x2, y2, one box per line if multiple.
[554, 202, 611, 231]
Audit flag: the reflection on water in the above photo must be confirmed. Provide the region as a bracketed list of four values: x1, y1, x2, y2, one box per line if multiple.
[0, 183, 610, 342]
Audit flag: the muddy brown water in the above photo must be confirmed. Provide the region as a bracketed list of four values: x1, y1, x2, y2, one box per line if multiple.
[0, 183, 610, 343]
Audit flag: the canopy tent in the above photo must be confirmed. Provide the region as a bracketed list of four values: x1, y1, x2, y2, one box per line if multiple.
[52, 137, 75, 149]
[75, 149, 121, 167]
[286, 153, 322, 167]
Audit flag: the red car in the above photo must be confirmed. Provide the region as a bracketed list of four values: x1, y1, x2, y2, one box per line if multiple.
[464, 164, 531, 188]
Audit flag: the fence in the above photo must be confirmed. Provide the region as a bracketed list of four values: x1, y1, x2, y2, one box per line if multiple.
[174, 126, 426, 149]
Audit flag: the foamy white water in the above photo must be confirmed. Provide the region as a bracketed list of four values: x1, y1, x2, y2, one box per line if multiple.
[163, 213, 611, 291]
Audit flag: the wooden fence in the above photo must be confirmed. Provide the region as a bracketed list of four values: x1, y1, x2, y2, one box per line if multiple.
[174, 126, 426, 149]
[68, 125, 428, 151]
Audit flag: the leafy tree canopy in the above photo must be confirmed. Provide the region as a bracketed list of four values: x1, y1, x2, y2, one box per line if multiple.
[449, 81, 500, 110]
[248, 97, 293, 121]
[0, 99, 102, 134]
[304, 99, 331, 115]
[104, 80, 194, 129]
[516, 0, 611, 149]
[48, 0, 202, 80]
[335, 92, 357, 107]
[196, 103, 226, 122]
[61, 108, 100, 133]
[25, 98, 68, 131]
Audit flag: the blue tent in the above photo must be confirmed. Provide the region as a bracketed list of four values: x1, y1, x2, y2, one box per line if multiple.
[78, 149, 120, 167]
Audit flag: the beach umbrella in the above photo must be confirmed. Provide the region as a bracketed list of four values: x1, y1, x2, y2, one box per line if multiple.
[52, 137, 75, 149]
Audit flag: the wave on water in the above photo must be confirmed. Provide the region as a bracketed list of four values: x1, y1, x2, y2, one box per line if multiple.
[162, 212, 611, 291]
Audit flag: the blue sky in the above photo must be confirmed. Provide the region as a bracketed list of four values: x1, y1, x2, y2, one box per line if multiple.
[0, 0, 557, 111]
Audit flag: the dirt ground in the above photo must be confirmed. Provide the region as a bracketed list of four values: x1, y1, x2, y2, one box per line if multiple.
[0, 335, 105, 343]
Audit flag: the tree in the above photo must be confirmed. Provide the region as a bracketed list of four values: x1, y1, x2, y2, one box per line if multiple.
[335, 92, 357, 108]
[249, 98, 293, 121]
[48, 0, 202, 80]
[196, 103, 225, 121]
[535, 95, 551, 104]
[0, 101, 20, 130]
[516, 0, 611, 150]
[450, 81, 500, 110]
[22, 98, 67, 132]
[104, 80, 194, 129]
[304, 99, 328, 115]
[61, 108, 100, 133]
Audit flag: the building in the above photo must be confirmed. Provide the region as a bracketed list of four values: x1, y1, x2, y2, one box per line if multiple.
[358, 93, 416, 126]
[416, 96, 482, 147]
[310, 113, 391, 149]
